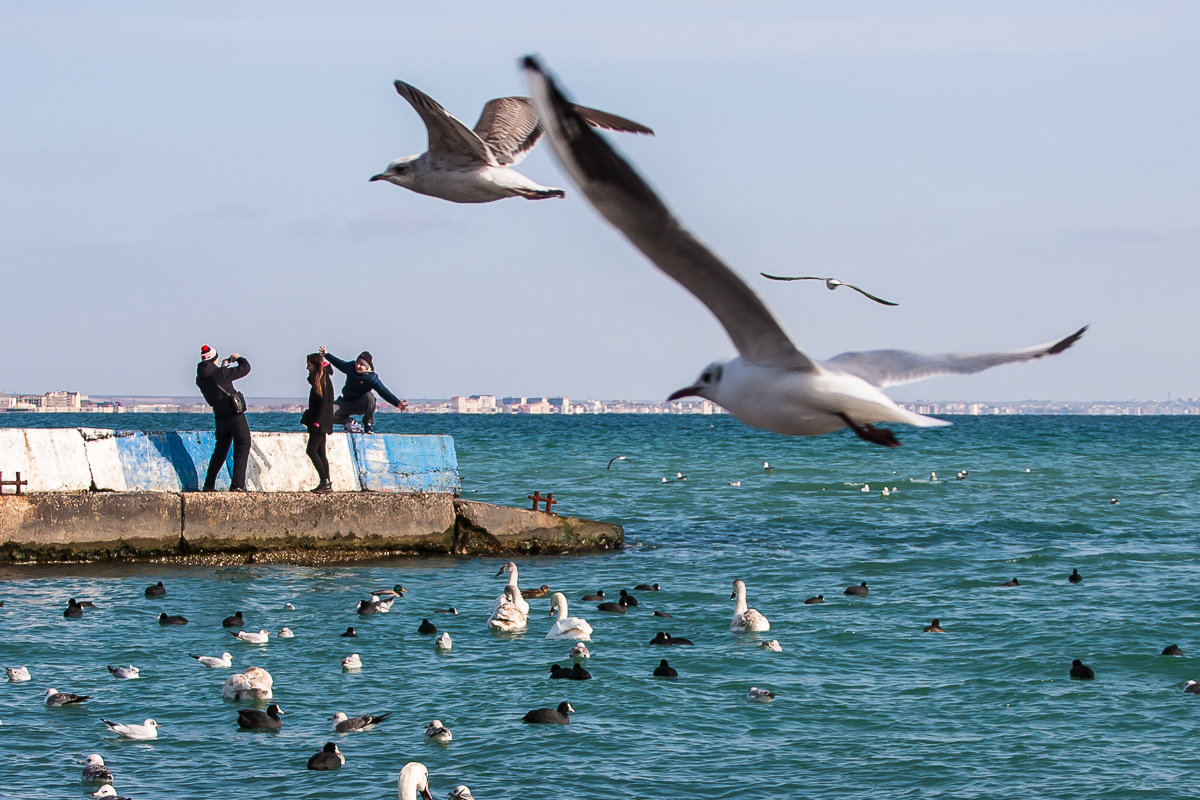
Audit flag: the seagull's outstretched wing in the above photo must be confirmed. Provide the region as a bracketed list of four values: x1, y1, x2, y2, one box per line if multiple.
[761, 273, 899, 307]
[524, 57, 812, 371]
[823, 326, 1087, 388]
[393, 81, 494, 168]
[473, 97, 655, 167]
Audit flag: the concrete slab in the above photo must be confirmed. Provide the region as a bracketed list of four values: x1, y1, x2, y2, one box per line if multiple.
[181, 491, 458, 552]
[0, 492, 181, 561]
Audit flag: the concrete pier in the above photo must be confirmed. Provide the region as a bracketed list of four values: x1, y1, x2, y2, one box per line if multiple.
[0, 429, 623, 564]
[0, 492, 622, 564]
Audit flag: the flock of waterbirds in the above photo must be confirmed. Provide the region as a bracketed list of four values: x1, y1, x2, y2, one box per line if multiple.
[12, 557, 1190, 797]
[4, 562, 878, 798]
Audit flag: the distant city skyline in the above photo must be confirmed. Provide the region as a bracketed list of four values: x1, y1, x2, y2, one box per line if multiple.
[2, 3, 1197, 401]
[3, 389, 1198, 418]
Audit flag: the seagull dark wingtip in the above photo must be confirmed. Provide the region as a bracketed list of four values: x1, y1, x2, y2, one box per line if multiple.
[1047, 325, 1088, 355]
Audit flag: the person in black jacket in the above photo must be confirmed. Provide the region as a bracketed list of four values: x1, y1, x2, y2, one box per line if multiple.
[302, 352, 335, 493]
[195, 345, 252, 491]
[318, 346, 406, 433]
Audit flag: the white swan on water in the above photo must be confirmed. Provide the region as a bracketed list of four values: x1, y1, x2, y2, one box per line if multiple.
[488, 586, 527, 632]
[730, 579, 771, 632]
[492, 561, 530, 615]
[546, 592, 593, 640]
[397, 761, 435, 800]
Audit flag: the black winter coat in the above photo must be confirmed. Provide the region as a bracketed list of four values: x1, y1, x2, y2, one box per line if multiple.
[302, 375, 335, 432]
[196, 357, 251, 418]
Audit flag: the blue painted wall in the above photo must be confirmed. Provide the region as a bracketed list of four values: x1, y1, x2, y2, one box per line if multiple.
[105, 431, 458, 493]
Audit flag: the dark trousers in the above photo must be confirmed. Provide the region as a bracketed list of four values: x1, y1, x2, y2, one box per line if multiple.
[306, 428, 329, 483]
[333, 393, 376, 429]
[205, 413, 251, 490]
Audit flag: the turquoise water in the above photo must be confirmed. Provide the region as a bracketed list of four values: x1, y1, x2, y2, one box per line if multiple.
[2, 413, 1200, 798]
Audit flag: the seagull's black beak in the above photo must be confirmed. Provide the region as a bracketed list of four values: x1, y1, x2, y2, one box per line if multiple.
[667, 386, 701, 402]
[368, 173, 385, 182]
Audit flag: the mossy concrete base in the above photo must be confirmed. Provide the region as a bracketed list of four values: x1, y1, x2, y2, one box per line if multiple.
[452, 499, 624, 555]
[0, 492, 622, 564]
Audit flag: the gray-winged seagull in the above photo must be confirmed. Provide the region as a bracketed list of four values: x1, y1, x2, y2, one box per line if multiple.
[761, 274, 899, 306]
[371, 80, 653, 203]
[523, 57, 1086, 447]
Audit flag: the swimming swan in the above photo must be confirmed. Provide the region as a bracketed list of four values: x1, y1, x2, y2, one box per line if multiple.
[730, 579, 771, 632]
[397, 761, 435, 800]
[488, 586, 528, 632]
[492, 561, 530, 615]
[546, 592, 593, 640]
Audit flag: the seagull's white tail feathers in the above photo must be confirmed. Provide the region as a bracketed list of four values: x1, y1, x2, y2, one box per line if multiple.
[906, 411, 953, 428]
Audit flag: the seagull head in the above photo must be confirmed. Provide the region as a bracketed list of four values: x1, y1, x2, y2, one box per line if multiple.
[667, 361, 725, 402]
[370, 156, 419, 187]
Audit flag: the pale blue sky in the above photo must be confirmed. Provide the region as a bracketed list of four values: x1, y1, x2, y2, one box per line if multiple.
[2, 2, 1196, 401]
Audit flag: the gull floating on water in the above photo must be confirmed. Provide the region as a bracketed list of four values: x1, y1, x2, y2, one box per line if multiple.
[80, 754, 113, 783]
[330, 710, 393, 732]
[760, 274, 899, 306]
[45, 688, 89, 706]
[106, 664, 139, 680]
[449, 786, 476, 800]
[342, 653, 363, 671]
[424, 719, 453, 743]
[746, 686, 776, 702]
[761, 639, 783, 651]
[371, 80, 653, 204]
[230, 629, 270, 644]
[524, 57, 1086, 447]
[190, 651, 232, 668]
[435, 632, 453, 652]
[102, 718, 161, 739]
[278, 627, 294, 638]
[91, 786, 131, 800]
[6, 666, 30, 682]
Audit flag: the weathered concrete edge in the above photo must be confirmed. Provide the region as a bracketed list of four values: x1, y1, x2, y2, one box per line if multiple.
[0, 493, 623, 565]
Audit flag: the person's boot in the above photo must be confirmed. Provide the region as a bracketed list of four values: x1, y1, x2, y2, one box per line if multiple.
[311, 480, 332, 494]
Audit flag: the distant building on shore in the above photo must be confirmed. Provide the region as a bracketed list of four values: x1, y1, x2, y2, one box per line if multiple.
[0, 391, 123, 413]
[3, 390, 1198, 417]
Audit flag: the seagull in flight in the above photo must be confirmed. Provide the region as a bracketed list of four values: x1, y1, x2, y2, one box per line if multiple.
[371, 80, 654, 203]
[523, 57, 1086, 447]
[606, 455, 631, 470]
[760, 274, 899, 306]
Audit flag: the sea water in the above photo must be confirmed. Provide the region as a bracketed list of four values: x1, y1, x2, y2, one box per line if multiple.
[1, 413, 1199, 799]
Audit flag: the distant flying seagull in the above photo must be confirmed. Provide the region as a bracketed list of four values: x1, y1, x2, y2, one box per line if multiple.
[760, 274, 899, 306]
[370, 80, 654, 203]
[606, 455, 631, 470]
[523, 57, 1086, 447]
